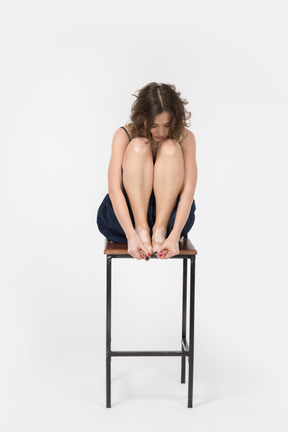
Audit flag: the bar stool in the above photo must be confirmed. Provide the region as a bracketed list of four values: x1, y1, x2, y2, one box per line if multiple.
[104, 234, 197, 407]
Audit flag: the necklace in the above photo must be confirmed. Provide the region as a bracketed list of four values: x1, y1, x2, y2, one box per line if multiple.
[152, 140, 158, 151]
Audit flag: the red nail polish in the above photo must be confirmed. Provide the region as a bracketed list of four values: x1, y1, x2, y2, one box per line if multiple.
[148, 253, 151, 257]
[159, 253, 163, 257]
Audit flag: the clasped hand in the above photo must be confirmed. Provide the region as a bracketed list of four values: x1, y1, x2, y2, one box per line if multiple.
[155, 236, 180, 259]
[127, 231, 179, 260]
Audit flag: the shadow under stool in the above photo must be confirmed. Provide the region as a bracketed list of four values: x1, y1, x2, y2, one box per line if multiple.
[104, 235, 197, 408]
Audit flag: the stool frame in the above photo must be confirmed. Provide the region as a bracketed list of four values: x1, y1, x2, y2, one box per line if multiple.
[105, 235, 197, 408]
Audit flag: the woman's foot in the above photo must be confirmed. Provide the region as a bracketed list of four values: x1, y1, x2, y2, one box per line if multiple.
[152, 226, 167, 254]
[135, 225, 153, 256]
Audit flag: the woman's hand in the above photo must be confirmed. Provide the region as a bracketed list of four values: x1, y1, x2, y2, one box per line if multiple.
[156, 234, 180, 259]
[127, 234, 151, 261]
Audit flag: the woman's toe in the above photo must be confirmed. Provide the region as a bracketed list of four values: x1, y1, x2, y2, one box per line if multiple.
[145, 244, 153, 256]
[152, 241, 161, 254]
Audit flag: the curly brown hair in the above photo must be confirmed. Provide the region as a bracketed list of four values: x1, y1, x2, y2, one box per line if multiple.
[125, 82, 192, 144]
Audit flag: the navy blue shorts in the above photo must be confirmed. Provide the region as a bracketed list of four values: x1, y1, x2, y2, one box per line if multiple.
[96, 172, 196, 244]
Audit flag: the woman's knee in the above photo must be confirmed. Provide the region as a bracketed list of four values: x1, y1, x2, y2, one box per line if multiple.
[126, 137, 151, 156]
[158, 139, 182, 157]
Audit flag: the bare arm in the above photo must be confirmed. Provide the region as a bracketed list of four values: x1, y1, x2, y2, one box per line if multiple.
[169, 129, 197, 240]
[107, 128, 137, 240]
[107, 128, 150, 259]
[156, 129, 197, 259]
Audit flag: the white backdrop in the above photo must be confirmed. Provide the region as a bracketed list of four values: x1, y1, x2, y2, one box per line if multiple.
[1, 0, 287, 431]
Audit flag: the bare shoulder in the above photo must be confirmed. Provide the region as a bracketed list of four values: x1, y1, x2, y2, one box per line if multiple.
[109, 127, 132, 165]
[180, 128, 196, 154]
[114, 125, 131, 140]
[124, 123, 133, 136]
[182, 128, 196, 143]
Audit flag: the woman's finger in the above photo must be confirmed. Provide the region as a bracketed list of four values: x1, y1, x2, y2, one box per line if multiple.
[157, 245, 167, 253]
[163, 249, 170, 259]
[140, 242, 151, 258]
[132, 251, 141, 260]
[156, 248, 168, 258]
[139, 249, 150, 261]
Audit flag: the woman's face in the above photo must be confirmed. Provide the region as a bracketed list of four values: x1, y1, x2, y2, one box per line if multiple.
[149, 111, 171, 142]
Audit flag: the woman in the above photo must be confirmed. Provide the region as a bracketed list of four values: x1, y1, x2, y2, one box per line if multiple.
[97, 82, 197, 261]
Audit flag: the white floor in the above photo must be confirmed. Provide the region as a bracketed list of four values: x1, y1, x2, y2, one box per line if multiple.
[1, 354, 287, 432]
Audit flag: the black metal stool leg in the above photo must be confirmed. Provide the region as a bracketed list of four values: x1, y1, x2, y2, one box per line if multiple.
[187, 256, 196, 408]
[106, 255, 112, 408]
[181, 258, 188, 383]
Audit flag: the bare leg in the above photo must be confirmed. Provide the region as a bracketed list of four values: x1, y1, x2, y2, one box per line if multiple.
[122, 138, 154, 254]
[152, 139, 184, 253]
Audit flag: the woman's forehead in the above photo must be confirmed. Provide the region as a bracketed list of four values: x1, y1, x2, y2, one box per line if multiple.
[153, 111, 171, 124]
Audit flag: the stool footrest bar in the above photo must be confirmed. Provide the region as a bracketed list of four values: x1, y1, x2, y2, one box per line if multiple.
[110, 350, 188, 357]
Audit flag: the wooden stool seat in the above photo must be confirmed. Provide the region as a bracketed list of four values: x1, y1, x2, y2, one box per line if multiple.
[104, 237, 197, 256]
